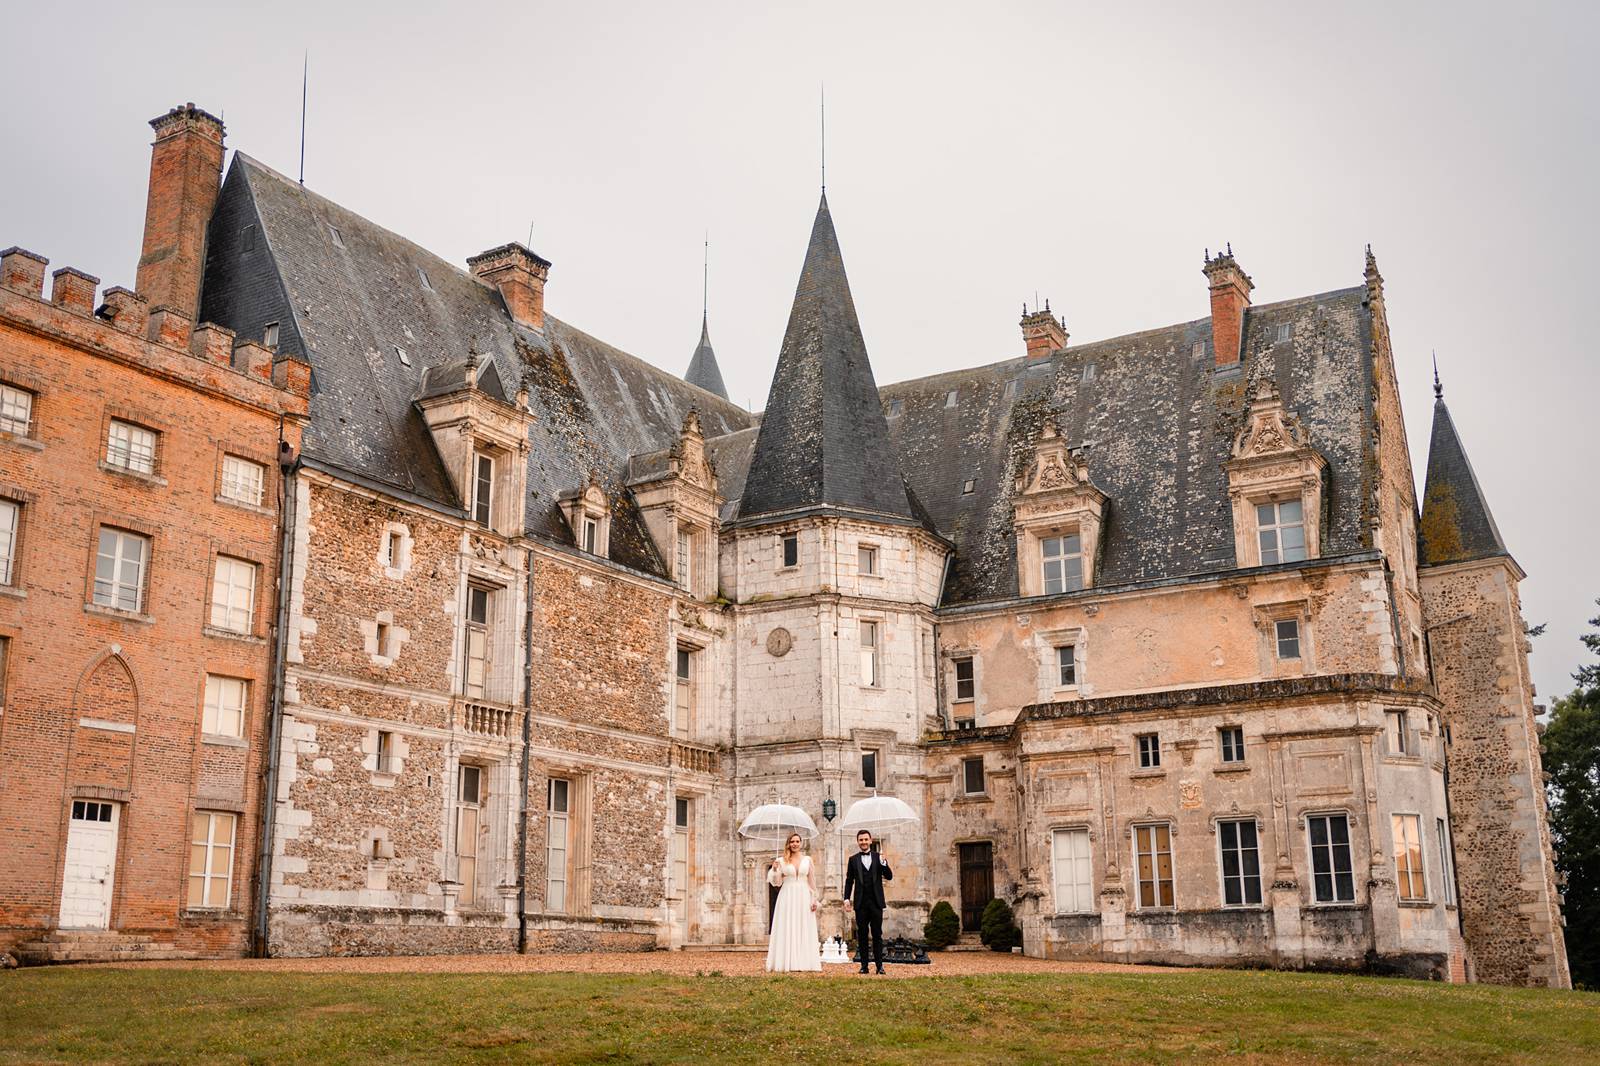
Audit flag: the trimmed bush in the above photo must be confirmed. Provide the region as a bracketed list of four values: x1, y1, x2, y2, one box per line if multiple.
[979, 897, 1021, 952]
[923, 901, 961, 950]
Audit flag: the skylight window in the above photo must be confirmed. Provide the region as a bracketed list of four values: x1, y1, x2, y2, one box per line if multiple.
[945, 390, 959, 408]
[329, 226, 344, 248]
[1003, 380, 1018, 400]
[961, 479, 975, 495]
[394, 345, 411, 366]
[1276, 322, 1292, 343]
[417, 267, 434, 291]
[886, 399, 903, 418]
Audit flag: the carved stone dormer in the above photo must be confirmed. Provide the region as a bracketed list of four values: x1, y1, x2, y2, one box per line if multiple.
[1227, 381, 1327, 567]
[558, 470, 611, 558]
[1013, 422, 1108, 597]
[630, 409, 723, 598]
[414, 351, 535, 537]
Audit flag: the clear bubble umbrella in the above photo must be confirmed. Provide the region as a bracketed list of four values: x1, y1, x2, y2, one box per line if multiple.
[838, 794, 919, 833]
[738, 803, 819, 843]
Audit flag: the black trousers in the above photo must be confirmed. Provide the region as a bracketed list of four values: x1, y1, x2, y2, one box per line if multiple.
[855, 906, 884, 967]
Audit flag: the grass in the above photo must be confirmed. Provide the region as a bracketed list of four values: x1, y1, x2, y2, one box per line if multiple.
[1, 967, 1596, 1064]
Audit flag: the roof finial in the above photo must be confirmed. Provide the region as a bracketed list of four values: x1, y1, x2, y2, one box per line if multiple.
[820, 83, 826, 192]
[298, 50, 309, 186]
[1226, 241, 1233, 257]
[702, 231, 709, 320]
[1432, 350, 1442, 400]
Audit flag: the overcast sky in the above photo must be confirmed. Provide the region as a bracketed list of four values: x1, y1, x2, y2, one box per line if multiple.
[5, 1, 1596, 702]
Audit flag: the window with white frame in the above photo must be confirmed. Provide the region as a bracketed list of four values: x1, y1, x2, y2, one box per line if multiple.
[106, 419, 157, 475]
[1386, 709, 1411, 756]
[93, 527, 148, 612]
[1393, 813, 1426, 901]
[202, 675, 248, 738]
[456, 765, 483, 906]
[1041, 533, 1084, 594]
[1307, 813, 1356, 903]
[780, 532, 798, 568]
[547, 777, 570, 912]
[582, 516, 599, 554]
[962, 757, 984, 795]
[861, 749, 879, 790]
[0, 383, 34, 436]
[1056, 645, 1076, 687]
[472, 451, 494, 526]
[858, 544, 878, 576]
[1218, 819, 1263, 906]
[859, 620, 881, 687]
[220, 455, 266, 506]
[1256, 499, 1307, 564]
[1052, 827, 1093, 913]
[1275, 618, 1301, 660]
[382, 530, 401, 568]
[1219, 726, 1246, 764]
[1436, 818, 1456, 906]
[1134, 824, 1174, 908]
[0, 498, 18, 585]
[674, 646, 695, 738]
[677, 527, 695, 589]
[187, 811, 237, 909]
[671, 795, 692, 897]
[463, 586, 492, 699]
[209, 556, 257, 634]
[1136, 733, 1160, 769]
[953, 657, 975, 703]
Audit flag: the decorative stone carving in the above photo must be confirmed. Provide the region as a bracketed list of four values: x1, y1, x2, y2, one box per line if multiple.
[1012, 422, 1109, 596]
[1225, 381, 1328, 567]
[766, 627, 793, 657]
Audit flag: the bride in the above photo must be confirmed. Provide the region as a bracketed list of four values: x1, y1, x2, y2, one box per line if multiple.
[765, 832, 822, 972]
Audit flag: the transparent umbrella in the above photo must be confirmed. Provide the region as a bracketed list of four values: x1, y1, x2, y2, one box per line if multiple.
[737, 803, 819, 843]
[838, 794, 919, 833]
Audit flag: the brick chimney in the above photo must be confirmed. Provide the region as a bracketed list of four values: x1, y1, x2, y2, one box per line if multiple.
[1203, 244, 1253, 367]
[1020, 300, 1068, 361]
[135, 103, 225, 320]
[467, 243, 551, 331]
[1, 247, 48, 297]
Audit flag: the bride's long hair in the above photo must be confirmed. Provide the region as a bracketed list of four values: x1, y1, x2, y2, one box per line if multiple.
[784, 832, 804, 859]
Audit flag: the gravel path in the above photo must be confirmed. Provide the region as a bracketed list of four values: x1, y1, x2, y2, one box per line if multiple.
[91, 950, 1184, 979]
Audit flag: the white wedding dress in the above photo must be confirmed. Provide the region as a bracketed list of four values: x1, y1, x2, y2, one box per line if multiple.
[765, 855, 822, 972]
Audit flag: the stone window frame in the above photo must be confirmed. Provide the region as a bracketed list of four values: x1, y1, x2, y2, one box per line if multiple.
[1129, 820, 1177, 911]
[777, 530, 800, 571]
[1224, 382, 1327, 570]
[1252, 600, 1314, 678]
[851, 729, 897, 796]
[559, 478, 611, 559]
[1210, 814, 1267, 910]
[365, 726, 407, 781]
[1391, 811, 1430, 906]
[856, 540, 881, 580]
[1216, 724, 1248, 769]
[376, 521, 414, 581]
[1134, 733, 1162, 772]
[1048, 823, 1096, 915]
[361, 609, 409, 667]
[1299, 807, 1361, 907]
[1382, 708, 1422, 762]
[961, 755, 986, 796]
[668, 789, 698, 902]
[539, 767, 593, 916]
[673, 639, 704, 740]
[950, 653, 976, 713]
[857, 615, 885, 690]
[1035, 624, 1088, 700]
[1012, 424, 1106, 598]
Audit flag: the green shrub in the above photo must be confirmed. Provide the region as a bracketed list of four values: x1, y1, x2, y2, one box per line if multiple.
[923, 901, 960, 949]
[979, 898, 1021, 952]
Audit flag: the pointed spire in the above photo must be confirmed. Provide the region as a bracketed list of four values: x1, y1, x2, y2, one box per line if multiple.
[738, 192, 913, 523]
[682, 234, 729, 400]
[1432, 351, 1442, 400]
[1418, 381, 1509, 567]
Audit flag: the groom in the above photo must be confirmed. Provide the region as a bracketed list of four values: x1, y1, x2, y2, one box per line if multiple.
[842, 829, 893, 974]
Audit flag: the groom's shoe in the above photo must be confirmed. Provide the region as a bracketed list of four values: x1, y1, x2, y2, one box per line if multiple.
[857, 965, 869, 974]
[875, 966, 886, 975]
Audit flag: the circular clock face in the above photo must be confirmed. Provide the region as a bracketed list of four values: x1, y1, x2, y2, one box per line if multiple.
[766, 627, 793, 657]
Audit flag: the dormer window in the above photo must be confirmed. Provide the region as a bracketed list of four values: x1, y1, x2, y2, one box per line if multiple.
[472, 451, 494, 526]
[1227, 382, 1326, 569]
[1256, 499, 1306, 565]
[1041, 533, 1084, 595]
[558, 474, 611, 558]
[262, 322, 280, 348]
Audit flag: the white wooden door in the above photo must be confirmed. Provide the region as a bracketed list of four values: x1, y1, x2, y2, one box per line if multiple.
[60, 800, 119, 929]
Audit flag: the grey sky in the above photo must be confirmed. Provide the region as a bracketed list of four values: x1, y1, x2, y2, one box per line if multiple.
[5, 1, 1595, 702]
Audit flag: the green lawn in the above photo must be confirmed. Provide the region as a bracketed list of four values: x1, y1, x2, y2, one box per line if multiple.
[1, 968, 1596, 1064]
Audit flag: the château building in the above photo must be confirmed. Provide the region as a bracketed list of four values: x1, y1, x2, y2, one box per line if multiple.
[0, 104, 1567, 987]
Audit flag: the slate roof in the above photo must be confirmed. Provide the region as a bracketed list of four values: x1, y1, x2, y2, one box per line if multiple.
[736, 192, 915, 526]
[684, 315, 728, 400]
[1418, 390, 1508, 566]
[198, 154, 752, 576]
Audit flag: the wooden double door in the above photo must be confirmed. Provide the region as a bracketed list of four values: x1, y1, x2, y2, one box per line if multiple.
[959, 841, 994, 932]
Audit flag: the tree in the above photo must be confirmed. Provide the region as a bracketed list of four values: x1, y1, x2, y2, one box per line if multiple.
[979, 897, 1021, 952]
[1544, 599, 1600, 988]
[923, 901, 960, 949]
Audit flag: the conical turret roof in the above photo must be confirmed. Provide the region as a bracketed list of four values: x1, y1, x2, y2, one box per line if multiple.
[738, 193, 913, 523]
[1418, 388, 1509, 566]
[684, 315, 729, 399]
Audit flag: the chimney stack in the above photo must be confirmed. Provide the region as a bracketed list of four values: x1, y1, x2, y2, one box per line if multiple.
[1020, 301, 1068, 361]
[135, 103, 225, 320]
[467, 243, 552, 331]
[1203, 245, 1253, 367]
[1, 247, 48, 297]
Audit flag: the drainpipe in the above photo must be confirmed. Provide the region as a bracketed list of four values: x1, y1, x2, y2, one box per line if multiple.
[253, 431, 299, 957]
[515, 547, 536, 953]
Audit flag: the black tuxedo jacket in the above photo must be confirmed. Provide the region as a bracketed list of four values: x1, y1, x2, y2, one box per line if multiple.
[843, 850, 893, 915]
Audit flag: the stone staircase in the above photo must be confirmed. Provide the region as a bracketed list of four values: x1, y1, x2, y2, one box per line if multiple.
[944, 933, 989, 952]
[12, 931, 184, 965]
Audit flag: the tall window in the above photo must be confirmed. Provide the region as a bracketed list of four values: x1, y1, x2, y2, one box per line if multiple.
[376, 730, 395, 774]
[1308, 813, 1356, 903]
[1275, 619, 1301, 660]
[1436, 818, 1456, 906]
[858, 544, 878, 576]
[1134, 824, 1174, 909]
[202, 675, 247, 738]
[463, 586, 492, 699]
[859, 621, 880, 687]
[472, 452, 494, 526]
[671, 796, 691, 897]
[676, 527, 694, 589]
[0, 384, 34, 436]
[220, 455, 265, 506]
[1256, 499, 1307, 564]
[93, 528, 148, 612]
[780, 533, 798, 568]
[1052, 827, 1093, 914]
[861, 750, 878, 790]
[456, 765, 483, 906]
[0, 636, 8, 718]
[1056, 645, 1076, 686]
[1137, 733, 1160, 769]
[187, 811, 237, 909]
[1393, 813, 1426, 901]
[209, 556, 257, 634]
[1041, 533, 1084, 594]
[953, 657, 975, 702]
[1218, 819, 1263, 906]
[0, 498, 18, 585]
[106, 419, 157, 475]
[1386, 710, 1411, 756]
[962, 756, 984, 795]
[674, 646, 695, 737]
[547, 778, 570, 913]
[382, 530, 401, 567]
[582, 517, 599, 554]
[1219, 726, 1246, 764]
